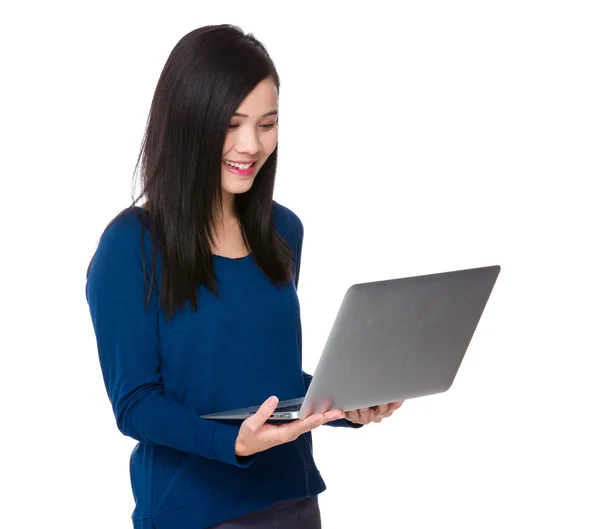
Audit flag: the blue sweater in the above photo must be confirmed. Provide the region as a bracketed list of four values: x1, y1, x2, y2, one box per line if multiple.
[85, 201, 360, 529]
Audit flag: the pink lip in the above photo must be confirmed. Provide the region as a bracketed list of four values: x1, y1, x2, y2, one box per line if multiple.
[222, 161, 256, 177]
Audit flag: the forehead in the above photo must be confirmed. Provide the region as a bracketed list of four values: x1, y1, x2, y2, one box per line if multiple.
[235, 78, 278, 115]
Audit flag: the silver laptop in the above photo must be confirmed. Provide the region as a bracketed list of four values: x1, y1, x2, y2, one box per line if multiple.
[201, 264, 501, 422]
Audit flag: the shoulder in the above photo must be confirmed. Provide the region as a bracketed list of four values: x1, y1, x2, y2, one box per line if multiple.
[86, 206, 150, 279]
[97, 206, 149, 250]
[272, 200, 304, 245]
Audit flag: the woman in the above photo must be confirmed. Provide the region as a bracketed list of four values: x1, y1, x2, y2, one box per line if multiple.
[85, 24, 402, 529]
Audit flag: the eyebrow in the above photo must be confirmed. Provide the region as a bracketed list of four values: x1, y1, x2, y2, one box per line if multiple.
[232, 110, 278, 118]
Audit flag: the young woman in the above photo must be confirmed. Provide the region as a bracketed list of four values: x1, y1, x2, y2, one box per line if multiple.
[85, 24, 402, 529]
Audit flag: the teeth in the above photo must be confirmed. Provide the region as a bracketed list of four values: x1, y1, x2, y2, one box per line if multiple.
[224, 160, 254, 169]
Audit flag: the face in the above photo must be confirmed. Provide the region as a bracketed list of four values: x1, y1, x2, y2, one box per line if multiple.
[221, 77, 279, 198]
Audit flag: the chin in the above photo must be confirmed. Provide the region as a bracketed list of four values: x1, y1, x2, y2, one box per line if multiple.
[223, 181, 254, 195]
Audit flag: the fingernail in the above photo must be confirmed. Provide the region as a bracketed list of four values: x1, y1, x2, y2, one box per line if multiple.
[268, 396, 278, 407]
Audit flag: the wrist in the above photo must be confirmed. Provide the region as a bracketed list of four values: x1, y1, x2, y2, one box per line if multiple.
[235, 438, 252, 457]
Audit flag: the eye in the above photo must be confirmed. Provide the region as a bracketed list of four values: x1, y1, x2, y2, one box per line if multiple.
[228, 124, 239, 129]
[260, 123, 277, 130]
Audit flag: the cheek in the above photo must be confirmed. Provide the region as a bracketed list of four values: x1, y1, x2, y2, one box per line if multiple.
[262, 132, 278, 157]
[222, 135, 234, 155]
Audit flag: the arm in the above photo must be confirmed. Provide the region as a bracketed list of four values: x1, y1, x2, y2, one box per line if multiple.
[85, 216, 256, 466]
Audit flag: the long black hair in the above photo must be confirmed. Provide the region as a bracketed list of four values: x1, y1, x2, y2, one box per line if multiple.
[87, 24, 294, 321]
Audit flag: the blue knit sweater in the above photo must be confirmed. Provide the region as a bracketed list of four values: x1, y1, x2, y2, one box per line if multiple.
[85, 201, 359, 529]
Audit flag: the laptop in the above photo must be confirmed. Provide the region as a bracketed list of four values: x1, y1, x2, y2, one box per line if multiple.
[201, 264, 501, 422]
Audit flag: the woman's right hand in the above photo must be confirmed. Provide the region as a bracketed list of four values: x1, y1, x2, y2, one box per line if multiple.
[234, 396, 345, 457]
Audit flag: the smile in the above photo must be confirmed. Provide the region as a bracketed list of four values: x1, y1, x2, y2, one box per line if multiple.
[222, 160, 257, 177]
[223, 160, 256, 169]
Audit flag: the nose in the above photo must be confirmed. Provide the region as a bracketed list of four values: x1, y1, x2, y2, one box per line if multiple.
[235, 127, 261, 156]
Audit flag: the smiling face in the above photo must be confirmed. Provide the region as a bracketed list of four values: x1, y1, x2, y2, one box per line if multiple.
[221, 78, 279, 199]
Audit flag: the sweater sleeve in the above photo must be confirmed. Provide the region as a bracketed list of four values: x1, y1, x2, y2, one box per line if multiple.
[85, 214, 257, 466]
[292, 212, 363, 429]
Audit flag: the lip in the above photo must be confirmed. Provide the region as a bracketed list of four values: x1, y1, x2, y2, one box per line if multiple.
[223, 160, 258, 164]
[222, 160, 256, 177]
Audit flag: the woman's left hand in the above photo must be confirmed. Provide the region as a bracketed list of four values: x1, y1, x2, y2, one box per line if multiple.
[344, 401, 404, 425]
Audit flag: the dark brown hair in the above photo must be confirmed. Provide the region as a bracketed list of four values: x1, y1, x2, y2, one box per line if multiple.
[87, 24, 294, 321]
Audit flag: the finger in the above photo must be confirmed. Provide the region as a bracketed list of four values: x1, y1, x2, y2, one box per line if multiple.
[369, 409, 383, 423]
[303, 409, 344, 423]
[383, 402, 403, 418]
[378, 403, 389, 416]
[325, 409, 346, 421]
[346, 410, 359, 424]
[308, 409, 345, 428]
[358, 408, 370, 423]
[245, 396, 279, 431]
[285, 415, 327, 441]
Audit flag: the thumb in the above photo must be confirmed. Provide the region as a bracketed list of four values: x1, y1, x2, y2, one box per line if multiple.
[246, 396, 278, 429]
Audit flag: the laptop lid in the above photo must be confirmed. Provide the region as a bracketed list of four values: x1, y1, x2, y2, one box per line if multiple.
[298, 265, 501, 418]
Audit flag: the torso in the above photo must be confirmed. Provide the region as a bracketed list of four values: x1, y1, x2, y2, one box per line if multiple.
[114, 201, 324, 527]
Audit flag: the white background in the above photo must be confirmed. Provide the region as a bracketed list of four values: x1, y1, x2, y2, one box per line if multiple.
[2, 1, 599, 528]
